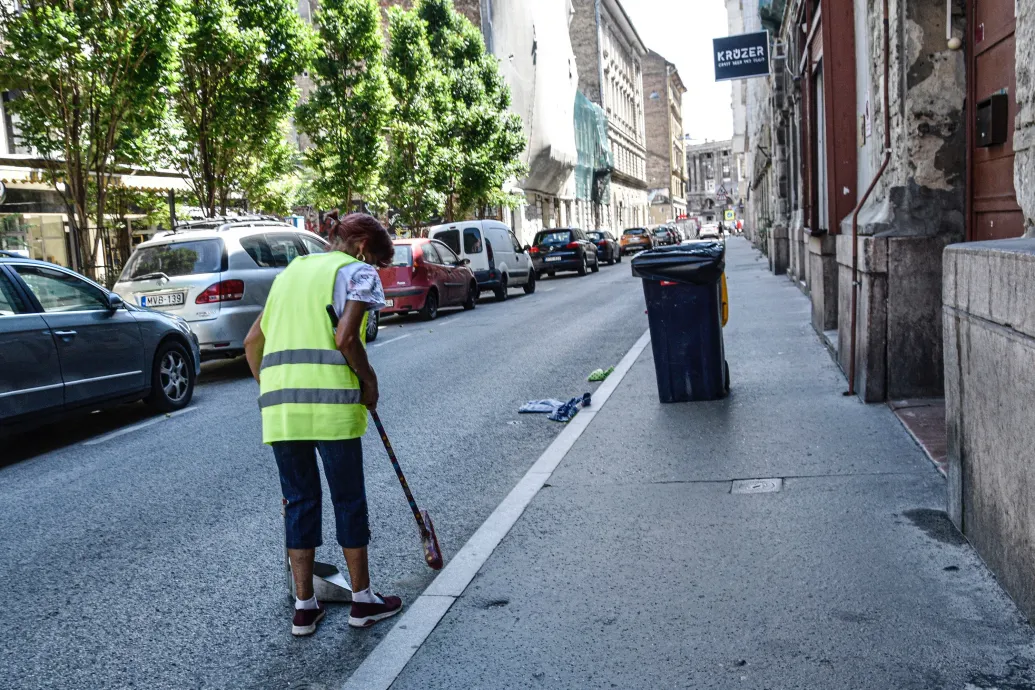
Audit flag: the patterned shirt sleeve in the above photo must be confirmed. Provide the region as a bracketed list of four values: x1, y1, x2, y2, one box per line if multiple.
[333, 263, 387, 317]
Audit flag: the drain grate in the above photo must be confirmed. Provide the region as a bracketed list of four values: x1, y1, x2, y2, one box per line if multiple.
[731, 478, 783, 494]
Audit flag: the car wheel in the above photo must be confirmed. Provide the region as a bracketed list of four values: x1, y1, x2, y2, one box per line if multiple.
[577, 254, 588, 276]
[523, 270, 536, 294]
[590, 254, 600, 273]
[617, 250, 623, 264]
[494, 274, 509, 302]
[365, 310, 379, 342]
[146, 340, 194, 412]
[463, 281, 478, 310]
[419, 289, 439, 321]
[607, 247, 616, 265]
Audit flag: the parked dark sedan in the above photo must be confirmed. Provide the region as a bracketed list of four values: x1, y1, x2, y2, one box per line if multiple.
[529, 228, 600, 277]
[0, 257, 201, 436]
[586, 230, 621, 265]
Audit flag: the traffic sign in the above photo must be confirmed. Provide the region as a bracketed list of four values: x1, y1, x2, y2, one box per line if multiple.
[724, 210, 736, 222]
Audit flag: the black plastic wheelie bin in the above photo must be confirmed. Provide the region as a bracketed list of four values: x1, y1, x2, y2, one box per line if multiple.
[631, 241, 729, 403]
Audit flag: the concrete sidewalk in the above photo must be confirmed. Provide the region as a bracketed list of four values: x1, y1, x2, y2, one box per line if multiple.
[389, 239, 1035, 689]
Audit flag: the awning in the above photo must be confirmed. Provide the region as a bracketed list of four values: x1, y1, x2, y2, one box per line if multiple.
[118, 174, 192, 193]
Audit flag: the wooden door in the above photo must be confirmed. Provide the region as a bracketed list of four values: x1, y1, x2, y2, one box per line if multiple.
[968, 0, 1023, 241]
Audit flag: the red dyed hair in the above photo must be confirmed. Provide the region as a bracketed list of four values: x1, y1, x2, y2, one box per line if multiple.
[328, 213, 393, 263]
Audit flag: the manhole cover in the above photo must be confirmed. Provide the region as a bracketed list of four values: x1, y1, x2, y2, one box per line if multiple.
[731, 478, 783, 494]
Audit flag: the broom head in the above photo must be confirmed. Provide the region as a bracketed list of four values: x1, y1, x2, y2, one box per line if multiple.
[420, 509, 444, 570]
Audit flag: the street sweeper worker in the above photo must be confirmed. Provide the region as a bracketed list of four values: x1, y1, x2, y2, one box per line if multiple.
[243, 212, 404, 636]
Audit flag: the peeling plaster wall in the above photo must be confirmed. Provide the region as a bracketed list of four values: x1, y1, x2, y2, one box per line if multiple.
[1016, 1, 1035, 236]
[834, 0, 967, 401]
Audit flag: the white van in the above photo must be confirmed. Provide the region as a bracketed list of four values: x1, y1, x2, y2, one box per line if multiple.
[427, 220, 534, 301]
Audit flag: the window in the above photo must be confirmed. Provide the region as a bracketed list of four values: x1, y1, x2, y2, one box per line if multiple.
[266, 233, 304, 267]
[436, 229, 461, 255]
[240, 236, 275, 268]
[463, 227, 483, 254]
[13, 265, 107, 312]
[434, 241, 459, 265]
[534, 230, 573, 245]
[120, 239, 222, 280]
[391, 245, 412, 267]
[509, 232, 523, 253]
[0, 271, 27, 316]
[420, 242, 441, 264]
[300, 234, 327, 254]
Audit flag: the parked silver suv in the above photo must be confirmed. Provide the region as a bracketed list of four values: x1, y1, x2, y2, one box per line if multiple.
[114, 217, 342, 361]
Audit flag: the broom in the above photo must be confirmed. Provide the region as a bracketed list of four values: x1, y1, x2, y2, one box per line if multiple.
[327, 305, 444, 570]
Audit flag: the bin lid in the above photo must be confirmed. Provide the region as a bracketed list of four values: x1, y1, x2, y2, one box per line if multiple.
[630, 240, 725, 284]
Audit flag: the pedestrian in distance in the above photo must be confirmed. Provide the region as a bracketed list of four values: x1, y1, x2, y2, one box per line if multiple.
[243, 213, 403, 636]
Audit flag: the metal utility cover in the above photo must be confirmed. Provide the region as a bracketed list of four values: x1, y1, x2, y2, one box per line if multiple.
[731, 478, 783, 494]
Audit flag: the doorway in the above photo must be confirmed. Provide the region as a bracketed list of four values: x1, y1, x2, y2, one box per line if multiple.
[967, 0, 1023, 241]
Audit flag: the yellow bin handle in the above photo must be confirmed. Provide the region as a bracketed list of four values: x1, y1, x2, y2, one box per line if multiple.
[721, 273, 729, 327]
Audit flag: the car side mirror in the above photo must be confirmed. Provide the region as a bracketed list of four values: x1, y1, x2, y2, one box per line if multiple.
[523, 245, 531, 252]
[457, 258, 471, 266]
[107, 292, 124, 311]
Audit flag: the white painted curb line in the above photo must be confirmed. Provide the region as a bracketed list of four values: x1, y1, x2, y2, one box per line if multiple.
[343, 328, 652, 690]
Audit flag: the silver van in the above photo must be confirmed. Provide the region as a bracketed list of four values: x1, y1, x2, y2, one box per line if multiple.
[114, 217, 372, 361]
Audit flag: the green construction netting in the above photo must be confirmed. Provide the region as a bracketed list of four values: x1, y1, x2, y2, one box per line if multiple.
[574, 91, 613, 205]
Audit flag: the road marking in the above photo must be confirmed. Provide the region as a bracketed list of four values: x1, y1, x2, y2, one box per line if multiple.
[82, 407, 198, 446]
[371, 333, 414, 349]
[342, 328, 652, 690]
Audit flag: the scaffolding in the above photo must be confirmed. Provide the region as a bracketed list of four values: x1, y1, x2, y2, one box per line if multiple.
[574, 91, 613, 206]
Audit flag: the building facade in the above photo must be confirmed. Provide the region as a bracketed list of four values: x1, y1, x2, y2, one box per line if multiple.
[570, 0, 649, 233]
[643, 51, 687, 225]
[685, 139, 739, 225]
[737, 0, 1035, 620]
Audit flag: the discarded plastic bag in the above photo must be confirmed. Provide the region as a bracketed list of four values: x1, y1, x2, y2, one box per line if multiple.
[518, 393, 592, 423]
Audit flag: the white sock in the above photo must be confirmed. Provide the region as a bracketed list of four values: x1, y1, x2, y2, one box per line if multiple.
[352, 588, 384, 605]
[295, 595, 319, 610]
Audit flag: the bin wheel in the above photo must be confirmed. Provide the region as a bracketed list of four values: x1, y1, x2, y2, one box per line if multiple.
[724, 361, 730, 393]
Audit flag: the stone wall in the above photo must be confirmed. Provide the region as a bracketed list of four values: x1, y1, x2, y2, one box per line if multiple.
[1016, 2, 1035, 237]
[835, 0, 967, 400]
[944, 239, 1035, 621]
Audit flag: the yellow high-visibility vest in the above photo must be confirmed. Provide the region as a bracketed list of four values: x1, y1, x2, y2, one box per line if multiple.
[259, 252, 369, 444]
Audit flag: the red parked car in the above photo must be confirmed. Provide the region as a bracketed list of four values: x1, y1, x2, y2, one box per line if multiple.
[377, 239, 479, 321]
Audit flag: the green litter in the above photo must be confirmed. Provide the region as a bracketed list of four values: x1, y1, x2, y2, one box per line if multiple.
[587, 366, 615, 382]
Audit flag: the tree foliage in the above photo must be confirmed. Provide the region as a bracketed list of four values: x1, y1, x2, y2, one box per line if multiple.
[0, 0, 181, 278]
[173, 0, 312, 217]
[295, 0, 391, 211]
[416, 0, 526, 221]
[382, 6, 446, 234]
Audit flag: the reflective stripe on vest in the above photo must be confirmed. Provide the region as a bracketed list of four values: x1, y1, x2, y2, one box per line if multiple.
[258, 388, 362, 408]
[260, 349, 349, 369]
[259, 251, 369, 444]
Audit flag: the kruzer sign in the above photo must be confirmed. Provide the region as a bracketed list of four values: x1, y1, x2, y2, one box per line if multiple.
[713, 31, 771, 81]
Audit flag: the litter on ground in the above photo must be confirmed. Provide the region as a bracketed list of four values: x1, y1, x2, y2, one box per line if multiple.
[519, 393, 592, 422]
[587, 366, 616, 382]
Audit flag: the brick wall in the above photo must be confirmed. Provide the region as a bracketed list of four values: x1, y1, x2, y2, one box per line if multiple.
[643, 53, 671, 191]
[570, 0, 602, 104]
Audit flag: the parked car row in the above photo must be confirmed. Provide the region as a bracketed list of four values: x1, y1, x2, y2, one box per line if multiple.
[0, 215, 630, 434]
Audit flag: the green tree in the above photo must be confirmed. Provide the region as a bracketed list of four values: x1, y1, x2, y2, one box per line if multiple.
[0, 0, 182, 279]
[382, 6, 446, 234]
[173, 0, 312, 216]
[295, 0, 392, 210]
[416, 0, 526, 221]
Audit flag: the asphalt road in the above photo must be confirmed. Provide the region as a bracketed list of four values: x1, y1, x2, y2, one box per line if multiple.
[0, 257, 649, 690]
